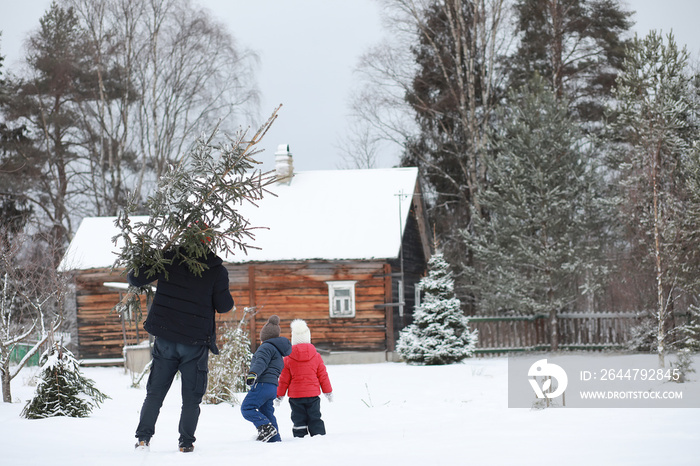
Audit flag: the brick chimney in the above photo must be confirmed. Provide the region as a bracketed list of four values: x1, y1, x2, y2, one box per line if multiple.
[275, 143, 294, 184]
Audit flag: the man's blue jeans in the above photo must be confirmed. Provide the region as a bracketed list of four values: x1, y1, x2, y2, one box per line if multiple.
[241, 382, 281, 442]
[135, 337, 209, 447]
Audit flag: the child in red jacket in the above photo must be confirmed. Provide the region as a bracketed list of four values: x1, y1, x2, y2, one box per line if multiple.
[276, 319, 333, 437]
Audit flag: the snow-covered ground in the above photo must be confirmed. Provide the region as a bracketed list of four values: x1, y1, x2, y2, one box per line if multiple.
[1, 355, 698, 466]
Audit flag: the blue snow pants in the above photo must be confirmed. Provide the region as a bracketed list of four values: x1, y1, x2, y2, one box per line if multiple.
[135, 337, 209, 447]
[240, 382, 282, 442]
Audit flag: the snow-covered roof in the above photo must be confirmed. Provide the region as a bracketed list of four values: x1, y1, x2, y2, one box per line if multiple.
[59, 167, 421, 271]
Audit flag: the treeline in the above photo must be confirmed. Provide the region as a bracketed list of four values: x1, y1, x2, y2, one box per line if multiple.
[0, 0, 259, 256]
[347, 0, 700, 361]
[2, 1, 699, 364]
[0, 1, 260, 400]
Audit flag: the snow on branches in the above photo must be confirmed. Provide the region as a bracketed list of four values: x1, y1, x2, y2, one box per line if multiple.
[111, 107, 281, 315]
[21, 344, 108, 419]
[397, 252, 478, 365]
[203, 309, 254, 405]
[113, 107, 280, 277]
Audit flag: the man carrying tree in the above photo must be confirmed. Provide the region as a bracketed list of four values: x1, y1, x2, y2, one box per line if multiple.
[129, 238, 234, 453]
[112, 108, 280, 453]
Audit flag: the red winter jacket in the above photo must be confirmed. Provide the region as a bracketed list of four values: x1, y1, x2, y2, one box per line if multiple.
[277, 343, 332, 398]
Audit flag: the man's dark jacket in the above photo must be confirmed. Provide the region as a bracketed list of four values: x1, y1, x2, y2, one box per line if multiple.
[127, 248, 234, 353]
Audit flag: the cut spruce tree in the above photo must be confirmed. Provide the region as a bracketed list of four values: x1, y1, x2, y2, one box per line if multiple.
[112, 106, 281, 316]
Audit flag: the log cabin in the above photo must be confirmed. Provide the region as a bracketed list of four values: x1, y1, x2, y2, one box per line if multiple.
[58, 145, 432, 363]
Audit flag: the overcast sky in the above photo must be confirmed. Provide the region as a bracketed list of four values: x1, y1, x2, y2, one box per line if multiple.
[2, 0, 699, 173]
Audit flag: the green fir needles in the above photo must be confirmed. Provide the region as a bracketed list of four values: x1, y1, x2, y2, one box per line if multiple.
[113, 106, 280, 280]
[21, 344, 108, 419]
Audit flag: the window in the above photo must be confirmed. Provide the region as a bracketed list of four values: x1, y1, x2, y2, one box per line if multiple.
[326, 281, 357, 318]
[414, 282, 422, 310]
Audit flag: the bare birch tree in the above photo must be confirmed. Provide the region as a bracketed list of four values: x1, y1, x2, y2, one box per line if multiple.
[4, 0, 258, 250]
[0, 229, 67, 403]
[131, 0, 259, 199]
[336, 120, 383, 169]
[612, 32, 700, 367]
[349, 0, 511, 302]
[66, 0, 143, 217]
[66, 0, 260, 211]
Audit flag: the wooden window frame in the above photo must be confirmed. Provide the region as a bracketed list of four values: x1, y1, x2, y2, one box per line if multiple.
[326, 280, 357, 318]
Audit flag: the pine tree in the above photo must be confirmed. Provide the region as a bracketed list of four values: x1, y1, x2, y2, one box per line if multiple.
[399, 1, 507, 297]
[509, 0, 632, 124]
[3, 2, 96, 255]
[397, 251, 477, 365]
[21, 343, 108, 419]
[463, 78, 609, 349]
[204, 314, 253, 405]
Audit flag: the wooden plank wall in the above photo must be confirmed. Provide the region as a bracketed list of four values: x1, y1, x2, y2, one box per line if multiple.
[226, 260, 390, 352]
[72, 260, 392, 359]
[74, 268, 147, 359]
[387, 202, 429, 342]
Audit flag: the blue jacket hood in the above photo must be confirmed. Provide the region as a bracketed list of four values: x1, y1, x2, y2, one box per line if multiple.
[265, 336, 292, 357]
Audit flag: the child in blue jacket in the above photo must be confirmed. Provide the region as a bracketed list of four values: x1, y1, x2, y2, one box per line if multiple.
[241, 315, 291, 442]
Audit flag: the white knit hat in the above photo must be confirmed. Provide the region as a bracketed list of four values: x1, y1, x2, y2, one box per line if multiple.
[291, 319, 311, 345]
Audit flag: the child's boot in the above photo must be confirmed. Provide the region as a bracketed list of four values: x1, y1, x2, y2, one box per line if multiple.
[256, 423, 277, 442]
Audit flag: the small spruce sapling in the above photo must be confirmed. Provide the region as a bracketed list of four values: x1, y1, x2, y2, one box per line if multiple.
[669, 305, 700, 382]
[670, 348, 695, 383]
[21, 343, 108, 419]
[204, 308, 255, 405]
[676, 305, 700, 352]
[397, 251, 478, 365]
[626, 314, 657, 353]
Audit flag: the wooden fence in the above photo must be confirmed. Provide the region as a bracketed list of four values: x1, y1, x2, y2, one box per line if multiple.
[469, 312, 640, 354]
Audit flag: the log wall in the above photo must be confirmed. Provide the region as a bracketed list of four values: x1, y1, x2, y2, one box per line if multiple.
[226, 260, 390, 351]
[71, 260, 395, 359]
[388, 199, 430, 343]
[74, 268, 146, 359]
